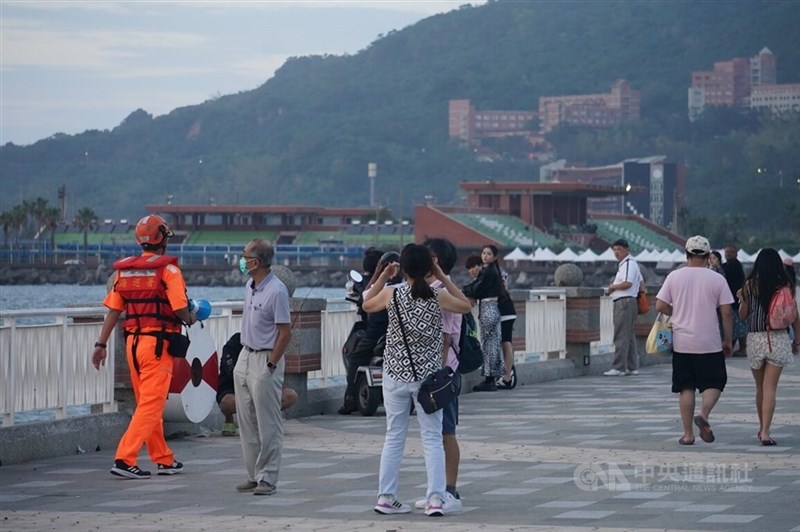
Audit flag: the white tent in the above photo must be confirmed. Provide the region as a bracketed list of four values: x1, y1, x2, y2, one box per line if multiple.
[740, 249, 758, 263]
[575, 249, 599, 262]
[504, 247, 531, 261]
[531, 247, 559, 262]
[668, 249, 685, 263]
[738, 249, 756, 263]
[635, 249, 660, 262]
[794, 251, 800, 263]
[778, 249, 791, 260]
[596, 247, 617, 262]
[556, 248, 581, 262]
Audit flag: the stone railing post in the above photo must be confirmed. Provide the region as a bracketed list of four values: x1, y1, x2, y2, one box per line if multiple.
[563, 287, 605, 368]
[283, 298, 324, 418]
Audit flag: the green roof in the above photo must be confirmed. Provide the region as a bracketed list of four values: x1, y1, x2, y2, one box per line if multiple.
[591, 218, 680, 254]
[449, 213, 562, 249]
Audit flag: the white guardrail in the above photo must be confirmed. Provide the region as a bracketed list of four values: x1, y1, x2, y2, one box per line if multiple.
[1, 292, 617, 426]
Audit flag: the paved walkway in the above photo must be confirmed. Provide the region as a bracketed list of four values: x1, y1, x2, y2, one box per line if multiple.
[2, 357, 799, 531]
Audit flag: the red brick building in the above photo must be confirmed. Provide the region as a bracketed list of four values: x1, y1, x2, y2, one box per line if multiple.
[688, 47, 779, 120]
[538, 80, 640, 134]
[448, 99, 538, 145]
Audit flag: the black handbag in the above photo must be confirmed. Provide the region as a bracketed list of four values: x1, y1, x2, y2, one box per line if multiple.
[393, 290, 458, 414]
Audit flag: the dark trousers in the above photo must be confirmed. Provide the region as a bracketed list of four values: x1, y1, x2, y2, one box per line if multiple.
[344, 338, 378, 402]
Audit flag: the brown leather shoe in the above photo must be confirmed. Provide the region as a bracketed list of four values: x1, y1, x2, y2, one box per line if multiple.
[236, 480, 258, 492]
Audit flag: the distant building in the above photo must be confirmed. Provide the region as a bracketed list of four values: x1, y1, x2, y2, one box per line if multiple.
[538, 80, 640, 134]
[749, 83, 800, 114]
[687, 47, 792, 120]
[448, 99, 538, 145]
[540, 156, 685, 230]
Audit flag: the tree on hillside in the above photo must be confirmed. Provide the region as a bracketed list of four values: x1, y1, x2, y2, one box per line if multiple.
[73, 207, 97, 258]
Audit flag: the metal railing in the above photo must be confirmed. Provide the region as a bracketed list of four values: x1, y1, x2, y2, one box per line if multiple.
[1, 289, 622, 426]
[0, 307, 117, 426]
[525, 289, 567, 359]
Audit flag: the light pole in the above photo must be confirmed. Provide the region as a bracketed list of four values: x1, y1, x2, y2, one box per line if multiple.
[368, 163, 377, 207]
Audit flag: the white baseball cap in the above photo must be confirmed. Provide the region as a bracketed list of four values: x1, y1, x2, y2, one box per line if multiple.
[685, 235, 711, 256]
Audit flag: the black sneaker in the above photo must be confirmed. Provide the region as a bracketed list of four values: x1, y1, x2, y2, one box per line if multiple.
[110, 460, 151, 479]
[157, 461, 184, 475]
[472, 380, 497, 392]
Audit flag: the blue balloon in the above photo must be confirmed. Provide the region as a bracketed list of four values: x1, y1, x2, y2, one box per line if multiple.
[190, 298, 212, 321]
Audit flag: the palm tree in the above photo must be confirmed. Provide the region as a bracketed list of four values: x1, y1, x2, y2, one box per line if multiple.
[10, 205, 27, 245]
[31, 197, 51, 241]
[42, 207, 62, 259]
[0, 211, 12, 246]
[73, 207, 97, 258]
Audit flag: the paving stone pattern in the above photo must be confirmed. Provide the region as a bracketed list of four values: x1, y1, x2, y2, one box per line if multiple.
[1, 357, 798, 531]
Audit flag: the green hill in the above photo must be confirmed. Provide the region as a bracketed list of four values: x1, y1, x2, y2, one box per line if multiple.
[1, 0, 799, 244]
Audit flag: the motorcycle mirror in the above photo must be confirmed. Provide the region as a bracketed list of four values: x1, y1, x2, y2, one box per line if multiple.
[349, 270, 363, 283]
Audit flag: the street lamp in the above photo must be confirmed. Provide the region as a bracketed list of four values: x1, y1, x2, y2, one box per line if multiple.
[368, 163, 377, 208]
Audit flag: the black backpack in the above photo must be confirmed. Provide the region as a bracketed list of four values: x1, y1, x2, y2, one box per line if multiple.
[453, 313, 483, 374]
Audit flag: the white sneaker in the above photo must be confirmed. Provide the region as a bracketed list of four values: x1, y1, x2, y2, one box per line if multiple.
[629, 370, 639, 376]
[425, 495, 444, 517]
[375, 495, 411, 515]
[442, 492, 463, 514]
[603, 369, 623, 376]
[414, 498, 427, 510]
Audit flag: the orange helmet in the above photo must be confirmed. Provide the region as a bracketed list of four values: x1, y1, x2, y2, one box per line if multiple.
[135, 215, 174, 246]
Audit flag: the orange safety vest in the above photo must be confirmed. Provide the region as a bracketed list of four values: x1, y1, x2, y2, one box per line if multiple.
[113, 254, 183, 333]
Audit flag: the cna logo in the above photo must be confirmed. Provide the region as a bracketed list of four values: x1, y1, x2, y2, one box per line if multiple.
[573, 463, 632, 492]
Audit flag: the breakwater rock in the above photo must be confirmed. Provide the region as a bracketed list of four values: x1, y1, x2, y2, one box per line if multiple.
[1, 263, 656, 290]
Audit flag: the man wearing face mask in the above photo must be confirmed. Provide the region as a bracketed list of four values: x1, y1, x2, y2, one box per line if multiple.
[234, 239, 293, 496]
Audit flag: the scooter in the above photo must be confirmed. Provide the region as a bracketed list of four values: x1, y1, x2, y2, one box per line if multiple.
[342, 270, 384, 416]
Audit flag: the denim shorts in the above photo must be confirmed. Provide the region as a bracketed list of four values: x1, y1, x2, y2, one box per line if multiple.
[442, 371, 461, 435]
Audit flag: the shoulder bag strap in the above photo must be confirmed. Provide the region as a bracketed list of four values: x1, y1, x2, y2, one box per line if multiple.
[393, 288, 419, 381]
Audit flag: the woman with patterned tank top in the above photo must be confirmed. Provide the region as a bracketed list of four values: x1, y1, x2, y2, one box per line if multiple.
[363, 244, 471, 517]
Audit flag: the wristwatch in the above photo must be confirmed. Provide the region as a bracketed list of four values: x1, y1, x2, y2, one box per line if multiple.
[267, 361, 276, 373]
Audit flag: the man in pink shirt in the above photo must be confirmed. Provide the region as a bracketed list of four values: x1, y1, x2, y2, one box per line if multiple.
[656, 235, 734, 446]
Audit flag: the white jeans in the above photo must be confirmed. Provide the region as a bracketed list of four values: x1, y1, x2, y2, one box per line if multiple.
[378, 374, 446, 501]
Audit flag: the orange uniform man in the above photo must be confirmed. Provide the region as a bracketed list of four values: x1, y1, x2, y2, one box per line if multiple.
[92, 215, 195, 479]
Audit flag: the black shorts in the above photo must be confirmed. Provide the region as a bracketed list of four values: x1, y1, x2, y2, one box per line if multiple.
[671, 352, 727, 393]
[216, 386, 234, 405]
[501, 319, 515, 343]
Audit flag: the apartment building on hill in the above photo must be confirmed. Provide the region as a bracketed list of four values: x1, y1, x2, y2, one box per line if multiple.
[688, 47, 799, 119]
[449, 79, 640, 148]
[538, 80, 640, 134]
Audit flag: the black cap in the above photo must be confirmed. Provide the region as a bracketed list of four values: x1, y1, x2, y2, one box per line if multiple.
[611, 239, 629, 249]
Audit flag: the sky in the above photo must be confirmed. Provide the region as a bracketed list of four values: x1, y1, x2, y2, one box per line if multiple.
[0, 1, 483, 146]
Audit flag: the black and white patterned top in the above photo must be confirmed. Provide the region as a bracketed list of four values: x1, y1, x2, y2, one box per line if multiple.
[384, 284, 444, 383]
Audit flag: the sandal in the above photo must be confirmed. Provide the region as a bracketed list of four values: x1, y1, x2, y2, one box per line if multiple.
[678, 437, 695, 445]
[693, 415, 715, 443]
[760, 437, 778, 446]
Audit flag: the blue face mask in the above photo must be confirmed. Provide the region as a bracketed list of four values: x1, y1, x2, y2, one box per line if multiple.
[239, 256, 253, 275]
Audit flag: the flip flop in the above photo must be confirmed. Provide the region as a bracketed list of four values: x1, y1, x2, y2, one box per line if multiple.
[678, 437, 695, 445]
[760, 437, 778, 446]
[693, 415, 715, 443]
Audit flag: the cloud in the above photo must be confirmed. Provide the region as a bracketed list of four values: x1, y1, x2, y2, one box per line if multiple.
[2, 27, 207, 71]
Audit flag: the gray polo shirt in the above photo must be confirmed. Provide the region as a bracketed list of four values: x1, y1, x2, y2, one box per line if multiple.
[240, 271, 291, 351]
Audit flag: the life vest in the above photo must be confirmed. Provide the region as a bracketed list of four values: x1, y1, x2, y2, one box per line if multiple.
[113, 254, 183, 332]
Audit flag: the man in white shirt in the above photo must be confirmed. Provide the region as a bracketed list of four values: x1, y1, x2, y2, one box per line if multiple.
[604, 239, 643, 376]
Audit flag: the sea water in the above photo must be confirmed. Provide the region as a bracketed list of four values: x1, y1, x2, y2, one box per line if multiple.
[0, 284, 345, 311]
